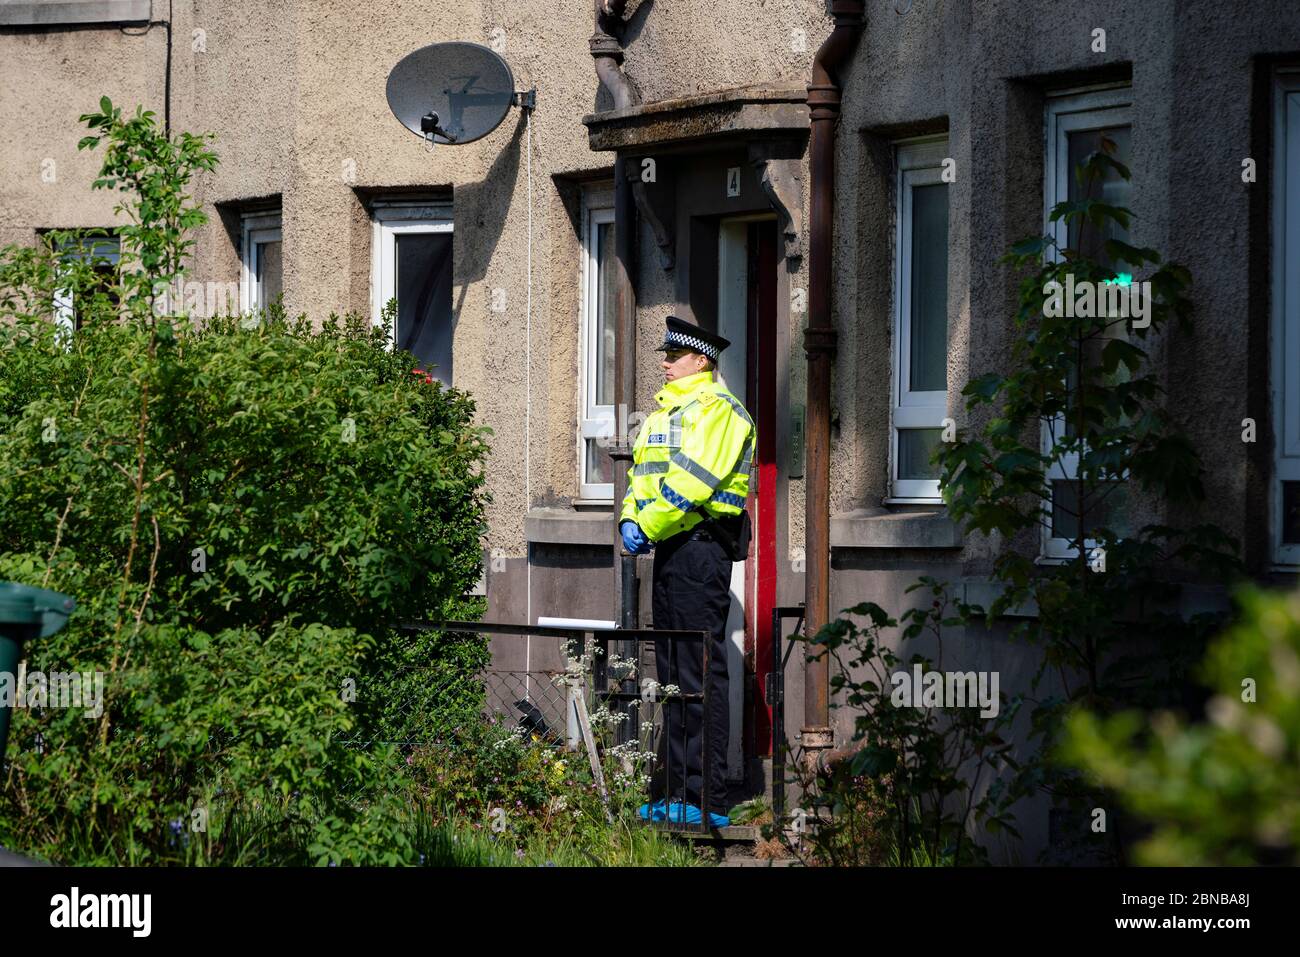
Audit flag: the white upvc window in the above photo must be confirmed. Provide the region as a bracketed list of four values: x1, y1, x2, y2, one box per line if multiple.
[240, 210, 282, 315]
[1041, 86, 1133, 562]
[579, 197, 616, 500]
[1272, 70, 1300, 567]
[52, 232, 120, 341]
[370, 199, 455, 385]
[889, 137, 950, 502]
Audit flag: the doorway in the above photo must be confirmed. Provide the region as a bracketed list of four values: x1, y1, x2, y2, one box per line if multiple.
[717, 214, 779, 781]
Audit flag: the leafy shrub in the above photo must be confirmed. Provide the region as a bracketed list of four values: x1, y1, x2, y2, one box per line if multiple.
[800, 581, 1019, 866]
[1061, 585, 1300, 865]
[931, 138, 1242, 860]
[407, 650, 652, 845]
[786, 142, 1243, 867]
[0, 98, 490, 863]
[403, 712, 700, 866]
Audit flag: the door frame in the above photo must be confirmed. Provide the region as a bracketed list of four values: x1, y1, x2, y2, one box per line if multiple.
[717, 213, 779, 773]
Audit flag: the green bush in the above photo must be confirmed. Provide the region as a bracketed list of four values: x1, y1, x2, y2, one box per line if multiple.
[0, 98, 491, 863]
[1061, 585, 1300, 866]
[931, 137, 1241, 861]
[0, 309, 492, 862]
[402, 704, 702, 866]
[800, 581, 1019, 866]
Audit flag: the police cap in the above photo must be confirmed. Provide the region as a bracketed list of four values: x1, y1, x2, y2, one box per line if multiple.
[654, 315, 730, 363]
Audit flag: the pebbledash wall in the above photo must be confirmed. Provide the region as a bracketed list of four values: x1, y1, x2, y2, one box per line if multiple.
[4, 0, 1300, 863]
[819, 0, 1300, 862]
[0, 0, 830, 719]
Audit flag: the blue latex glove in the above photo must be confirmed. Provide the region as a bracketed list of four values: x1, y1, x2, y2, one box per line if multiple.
[620, 520, 652, 555]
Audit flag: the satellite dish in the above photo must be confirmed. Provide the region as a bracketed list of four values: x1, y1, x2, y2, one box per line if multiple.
[386, 41, 533, 147]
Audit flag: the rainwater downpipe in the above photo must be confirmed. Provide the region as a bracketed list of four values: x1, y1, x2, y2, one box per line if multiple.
[591, 2, 642, 690]
[803, 0, 865, 768]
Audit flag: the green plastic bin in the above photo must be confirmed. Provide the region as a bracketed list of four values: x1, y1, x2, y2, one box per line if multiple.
[0, 583, 75, 763]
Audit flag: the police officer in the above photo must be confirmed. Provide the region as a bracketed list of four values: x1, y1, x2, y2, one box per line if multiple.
[620, 315, 756, 828]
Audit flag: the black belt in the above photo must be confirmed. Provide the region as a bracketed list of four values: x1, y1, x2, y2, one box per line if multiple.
[690, 516, 738, 544]
[661, 521, 718, 546]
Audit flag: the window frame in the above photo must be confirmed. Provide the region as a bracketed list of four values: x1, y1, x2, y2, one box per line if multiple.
[579, 202, 616, 502]
[52, 231, 120, 342]
[888, 136, 951, 503]
[1272, 70, 1300, 568]
[1040, 86, 1133, 563]
[369, 199, 454, 365]
[239, 210, 282, 316]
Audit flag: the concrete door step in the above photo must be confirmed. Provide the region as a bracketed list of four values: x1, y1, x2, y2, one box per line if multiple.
[718, 857, 802, 867]
[650, 823, 760, 842]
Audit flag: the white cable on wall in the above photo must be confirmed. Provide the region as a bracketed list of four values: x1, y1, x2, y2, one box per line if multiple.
[524, 95, 534, 693]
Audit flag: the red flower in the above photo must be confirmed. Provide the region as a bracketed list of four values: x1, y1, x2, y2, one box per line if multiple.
[411, 368, 425, 377]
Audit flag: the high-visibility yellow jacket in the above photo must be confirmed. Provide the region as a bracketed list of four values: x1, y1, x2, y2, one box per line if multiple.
[620, 369, 756, 543]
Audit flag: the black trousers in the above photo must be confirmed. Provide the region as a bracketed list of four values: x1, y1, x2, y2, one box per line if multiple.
[649, 527, 732, 815]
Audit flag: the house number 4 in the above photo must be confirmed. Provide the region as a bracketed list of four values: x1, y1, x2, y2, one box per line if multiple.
[726, 166, 741, 197]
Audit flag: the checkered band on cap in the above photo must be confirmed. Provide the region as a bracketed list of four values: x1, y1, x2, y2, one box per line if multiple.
[665, 330, 719, 361]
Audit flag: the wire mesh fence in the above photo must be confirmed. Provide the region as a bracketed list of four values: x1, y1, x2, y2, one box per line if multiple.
[483, 669, 571, 744]
[334, 623, 753, 836]
[337, 666, 576, 751]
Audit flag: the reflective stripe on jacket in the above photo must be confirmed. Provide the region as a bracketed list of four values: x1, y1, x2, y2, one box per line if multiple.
[619, 370, 756, 542]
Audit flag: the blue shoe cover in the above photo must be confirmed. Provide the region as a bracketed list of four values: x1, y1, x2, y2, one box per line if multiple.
[664, 802, 730, 827]
[637, 800, 667, 821]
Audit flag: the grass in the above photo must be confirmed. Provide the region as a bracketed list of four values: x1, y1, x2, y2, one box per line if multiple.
[15, 795, 705, 867]
[413, 812, 704, 867]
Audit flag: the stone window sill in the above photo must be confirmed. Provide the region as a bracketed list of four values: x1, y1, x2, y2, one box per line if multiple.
[525, 507, 615, 546]
[829, 507, 962, 549]
[0, 1, 150, 26]
[956, 579, 1230, 621]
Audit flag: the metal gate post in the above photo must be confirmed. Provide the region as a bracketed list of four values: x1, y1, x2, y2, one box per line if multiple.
[701, 627, 711, 832]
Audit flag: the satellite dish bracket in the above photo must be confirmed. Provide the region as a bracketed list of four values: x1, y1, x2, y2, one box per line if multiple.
[513, 88, 537, 112]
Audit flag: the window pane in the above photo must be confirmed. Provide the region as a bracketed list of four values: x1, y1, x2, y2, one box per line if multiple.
[395, 233, 454, 384]
[898, 428, 943, 481]
[1051, 480, 1078, 540]
[257, 240, 283, 310]
[1067, 125, 1132, 274]
[585, 438, 612, 486]
[1051, 479, 1128, 541]
[909, 183, 948, 393]
[1061, 358, 1079, 440]
[1283, 481, 1300, 545]
[67, 237, 120, 329]
[81, 262, 119, 328]
[595, 221, 616, 407]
